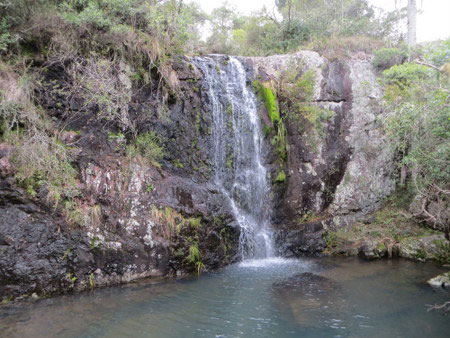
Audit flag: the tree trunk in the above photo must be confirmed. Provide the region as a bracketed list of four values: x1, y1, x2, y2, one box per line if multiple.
[407, 0, 417, 47]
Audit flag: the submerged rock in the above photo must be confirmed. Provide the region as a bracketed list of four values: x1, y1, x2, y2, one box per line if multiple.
[272, 272, 343, 326]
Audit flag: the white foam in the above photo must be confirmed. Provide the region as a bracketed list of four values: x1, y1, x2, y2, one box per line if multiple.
[238, 257, 297, 268]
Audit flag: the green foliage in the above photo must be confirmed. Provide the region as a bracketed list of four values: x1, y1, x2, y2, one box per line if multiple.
[306, 36, 387, 60]
[269, 118, 288, 162]
[433, 241, 450, 264]
[71, 58, 134, 131]
[172, 159, 184, 168]
[205, 0, 400, 56]
[88, 272, 95, 290]
[253, 81, 280, 123]
[187, 243, 201, 263]
[324, 231, 339, 248]
[10, 134, 80, 206]
[373, 47, 408, 70]
[382, 63, 432, 90]
[281, 68, 334, 137]
[187, 243, 204, 274]
[382, 50, 449, 234]
[151, 206, 201, 240]
[126, 131, 165, 167]
[0, 18, 12, 52]
[275, 170, 286, 183]
[422, 38, 450, 67]
[186, 217, 201, 229]
[64, 200, 85, 227]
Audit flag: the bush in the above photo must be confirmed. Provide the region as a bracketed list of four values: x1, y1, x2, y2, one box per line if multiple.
[71, 58, 134, 131]
[373, 47, 408, 71]
[382, 42, 449, 236]
[306, 36, 386, 60]
[382, 63, 432, 88]
[126, 131, 165, 167]
[10, 133, 79, 203]
[0, 18, 12, 52]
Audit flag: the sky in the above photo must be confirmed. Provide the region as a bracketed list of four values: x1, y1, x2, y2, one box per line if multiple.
[187, 0, 450, 42]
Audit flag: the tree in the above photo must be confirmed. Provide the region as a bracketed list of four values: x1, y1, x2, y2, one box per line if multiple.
[407, 0, 417, 46]
[382, 39, 450, 238]
[206, 2, 237, 54]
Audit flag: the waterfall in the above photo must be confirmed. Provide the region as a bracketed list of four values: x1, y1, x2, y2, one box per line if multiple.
[192, 56, 274, 259]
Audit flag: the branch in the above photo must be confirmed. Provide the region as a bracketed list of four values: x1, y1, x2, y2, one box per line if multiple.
[414, 59, 442, 72]
[427, 300, 450, 313]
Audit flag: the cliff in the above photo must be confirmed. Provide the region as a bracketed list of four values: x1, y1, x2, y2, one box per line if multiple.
[0, 51, 396, 301]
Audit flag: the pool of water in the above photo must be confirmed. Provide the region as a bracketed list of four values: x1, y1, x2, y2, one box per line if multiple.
[0, 257, 449, 337]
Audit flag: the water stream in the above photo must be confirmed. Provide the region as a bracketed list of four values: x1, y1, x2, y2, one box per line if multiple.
[192, 56, 273, 259]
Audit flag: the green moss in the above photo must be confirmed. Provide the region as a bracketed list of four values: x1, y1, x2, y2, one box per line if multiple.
[275, 170, 286, 183]
[253, 80, 280, 123]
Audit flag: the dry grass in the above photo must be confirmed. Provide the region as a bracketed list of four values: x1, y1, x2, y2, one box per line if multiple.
[304, 36, 388, 60]
[0, 63, 45, 132]
[70, 57, 134, 132]
[150, 206, 202, 241]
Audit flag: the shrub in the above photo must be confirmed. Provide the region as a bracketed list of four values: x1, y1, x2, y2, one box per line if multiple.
[151, 206, 188, 240]
[270, 118, 288, 162]
[71, 58, 134, 131]
[11, 133, 80, 205]
[0, 18, 12, 52]
[126, 131, 165, 167]
[306, 36, 386, 60]
[187, 243, 204, 274]
[0, 63, 44, 133]
[280, 67, 334, 137]
[382, 42, 449, 235]
[433, 240, 450, 264]
[382, 63, 431, 88]
[373, 47, 408, 71]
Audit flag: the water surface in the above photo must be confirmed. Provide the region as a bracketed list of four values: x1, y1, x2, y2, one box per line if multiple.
[1, 257, 449, 337]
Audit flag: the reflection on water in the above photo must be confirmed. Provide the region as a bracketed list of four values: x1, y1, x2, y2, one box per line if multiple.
[0, 257, 449, 337]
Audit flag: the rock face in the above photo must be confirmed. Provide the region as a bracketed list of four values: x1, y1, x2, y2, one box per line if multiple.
[0, 51, 395, 301]
[245, 51, 394, 256]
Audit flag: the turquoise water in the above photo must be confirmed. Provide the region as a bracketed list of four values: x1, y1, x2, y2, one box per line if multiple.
[0, 257, 449, 337]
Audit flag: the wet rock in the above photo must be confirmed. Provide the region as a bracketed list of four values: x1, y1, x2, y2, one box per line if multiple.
[358, 241, 387, 260]
[275, 221, 326, 257]
[428, 272, 450, 288]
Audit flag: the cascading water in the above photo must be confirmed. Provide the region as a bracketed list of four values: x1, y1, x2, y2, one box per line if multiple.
[193, 55, 274, 259]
